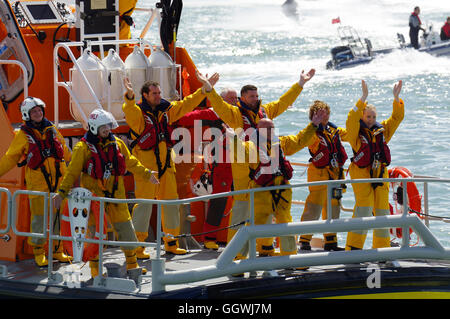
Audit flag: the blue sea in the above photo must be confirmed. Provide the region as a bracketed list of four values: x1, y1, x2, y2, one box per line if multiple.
[132, 0, 450, 247]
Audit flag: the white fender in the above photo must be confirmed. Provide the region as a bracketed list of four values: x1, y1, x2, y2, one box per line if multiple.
[68, 187, 92, 263]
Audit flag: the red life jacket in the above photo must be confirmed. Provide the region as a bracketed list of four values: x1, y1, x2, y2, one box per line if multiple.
[352, 121, 391, 169]
[251, 142, 293, 187]
[82, 134, 126, 182]
[310, 122, 348, 169]
[20, 123, 65, 170]
[130, 100, 175, 150]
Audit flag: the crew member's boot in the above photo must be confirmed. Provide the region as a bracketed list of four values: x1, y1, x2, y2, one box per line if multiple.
[53, 242, 73, 263]
[124, 249, 147, 274]
[135, 232, 150, 259]
[33, 246, 48, 267]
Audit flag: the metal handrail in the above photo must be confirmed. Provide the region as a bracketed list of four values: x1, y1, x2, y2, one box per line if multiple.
[0, 187, 12, 235]
[0, 60, 28, 98]
[6, 176, 450, 293]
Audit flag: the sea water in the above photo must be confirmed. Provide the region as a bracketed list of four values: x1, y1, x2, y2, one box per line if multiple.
[133, 0, 450, 247]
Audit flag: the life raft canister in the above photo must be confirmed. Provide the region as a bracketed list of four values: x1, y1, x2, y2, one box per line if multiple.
[310, 122, 348, 169]
[19, 124, 65, 170]
[61, 198, 107, 262]
[388, 166, 423, 239]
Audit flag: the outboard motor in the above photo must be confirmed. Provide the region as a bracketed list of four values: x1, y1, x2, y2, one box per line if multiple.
[331, 46, 354, 63]
[397, 33, 406, 48]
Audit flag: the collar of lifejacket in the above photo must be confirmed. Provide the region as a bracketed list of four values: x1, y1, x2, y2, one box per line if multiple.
[238, 98, 262, 114]
[25, 118, 53, 132]
[138, 98, 171, 114]
[359, 119, 383, 131]
[83, 131, 116, 145]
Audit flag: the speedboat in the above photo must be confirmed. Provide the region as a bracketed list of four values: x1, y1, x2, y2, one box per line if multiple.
[326, 26, 396, 70]
[327, 24, 450, 70]
[397, 23, 450, 57]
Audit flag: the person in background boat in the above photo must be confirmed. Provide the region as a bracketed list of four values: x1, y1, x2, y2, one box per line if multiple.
[299, 101, 348, 252]
[409, 6, 425, 49]
[53, 109, 159, 278]
[0, 97, 72, 267]
[119, 0, 137, 39]
[225, 112, 326, 259]
[345, 80, 404, 250]
[205, 69, 316, 256]
[123, 71, 219, 258]
[440, 17, 450, 41]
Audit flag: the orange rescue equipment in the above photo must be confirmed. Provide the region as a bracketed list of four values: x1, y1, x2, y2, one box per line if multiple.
[388, 166, 423, 238]
[61, 199, 107, 262]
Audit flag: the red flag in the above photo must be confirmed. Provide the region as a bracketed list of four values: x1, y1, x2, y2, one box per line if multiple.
[332, 17, 341, 24]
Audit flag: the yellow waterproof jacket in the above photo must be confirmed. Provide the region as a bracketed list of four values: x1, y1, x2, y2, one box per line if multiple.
[57, 136, 152, 199]
[207, 82, 304, 199]
[206, 82, 304, 130]
[346, 98, 404, 177]
[119, 0, 137, 40]
[232, 123, 317, 189]
[0, 124, 71, 192]
[122, 89, 205, 175]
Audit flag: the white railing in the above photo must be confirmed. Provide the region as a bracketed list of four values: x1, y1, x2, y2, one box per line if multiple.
[2, 176, 450, 294]
[0, 59, 29, 99]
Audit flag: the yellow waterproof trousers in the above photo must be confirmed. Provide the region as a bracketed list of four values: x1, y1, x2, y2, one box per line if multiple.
[132, 170, 181, 244]
[254, 187, 297, 256]
[345, 164, 391, 250]
[299, 165, 341, 245]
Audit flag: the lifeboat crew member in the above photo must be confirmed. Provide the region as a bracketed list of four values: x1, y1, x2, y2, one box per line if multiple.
[299, 100, 348, 252]
[0, 97, 72, 267]
[226, 113, 325, 257]
[119, 0, 137, 40]
[122, 71, 219, 257]
[53, 109, 159, 278]
[345, 80, 404, 250]
[176, 107, 232, 250]
[205, 69, 316, 256]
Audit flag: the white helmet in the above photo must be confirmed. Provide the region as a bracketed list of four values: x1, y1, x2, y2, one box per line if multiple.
[87, 109, 118, 135]
[20, 97, 45, 121]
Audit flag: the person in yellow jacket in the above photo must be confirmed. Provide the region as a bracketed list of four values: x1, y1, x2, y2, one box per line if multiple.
[225, 112, 325, 257]
[206, 69, 316, 256]
[299, 101, 349, 252]
[119, 0, 137, 40]
[0, 97, 72, 267]
[122, 71, 219, 257]
[53, 109, 159, 278]
[345, 80, 404, 250]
